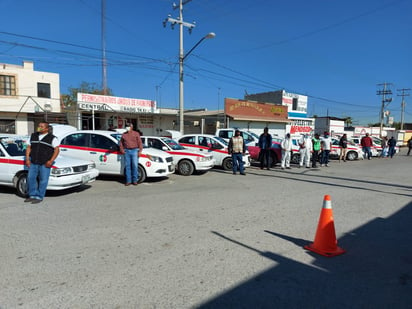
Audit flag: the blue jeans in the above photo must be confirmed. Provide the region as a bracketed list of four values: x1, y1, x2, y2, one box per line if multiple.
[124, 148, 139, 183]
[28, 163, 51, 200]
[362, 147, 372, 159]
[321, 150, 330, 165]
[232, 153, 244, 174]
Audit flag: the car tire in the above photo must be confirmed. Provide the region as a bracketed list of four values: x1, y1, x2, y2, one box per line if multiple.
[16, 172, 28, 197]
[346, 151, 358, 161]
[137, 165, 146, 183]
[291, 153, 300, 164]
[222, 157, 233, 170]
[178, 159, 194, 176]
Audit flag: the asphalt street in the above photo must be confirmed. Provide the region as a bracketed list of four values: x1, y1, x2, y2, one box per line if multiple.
[1, 153, 411, 309]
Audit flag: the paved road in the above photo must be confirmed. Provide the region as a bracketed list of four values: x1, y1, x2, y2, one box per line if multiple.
[1, 154, 411, 308]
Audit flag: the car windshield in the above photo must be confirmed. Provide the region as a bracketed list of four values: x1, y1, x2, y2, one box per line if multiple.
[111, 133, 148, 148]
[248, 131, 259, 139]
[0, 136, 29, 156]
[161, 138, 185, 150]
[213, 136, 228, 145]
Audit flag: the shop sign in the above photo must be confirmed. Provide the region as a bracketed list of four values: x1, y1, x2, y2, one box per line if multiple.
[77, 93, 158, 113]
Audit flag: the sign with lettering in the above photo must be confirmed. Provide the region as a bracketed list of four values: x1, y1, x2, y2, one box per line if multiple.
[224, 98, 288, 121]
[77, 93, 158, 114]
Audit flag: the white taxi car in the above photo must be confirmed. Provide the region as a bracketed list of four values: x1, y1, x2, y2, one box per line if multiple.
[330, 137, 363, 161]
[141, 136, 215, 176]
[57, 130, 175, 183]
[177, 134, 251, 170]
[0, 134, 99, 197]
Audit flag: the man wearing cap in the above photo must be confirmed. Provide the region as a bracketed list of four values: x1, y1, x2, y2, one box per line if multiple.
[120, 123, 143, 186]
[228, 129, 246, 175]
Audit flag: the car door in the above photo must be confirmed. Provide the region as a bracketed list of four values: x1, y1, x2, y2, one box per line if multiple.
[59, 132, 91, 162]
[89, 133, 124, 175]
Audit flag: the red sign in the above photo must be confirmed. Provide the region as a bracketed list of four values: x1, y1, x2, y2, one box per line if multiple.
[290, 126, 312, 134]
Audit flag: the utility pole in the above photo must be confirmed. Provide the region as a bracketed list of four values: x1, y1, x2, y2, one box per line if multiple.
[163, 0, 196, 134]
[397, 88, 410, 130]
[101, 0, 108, 95]
[377, 83, 393, 137]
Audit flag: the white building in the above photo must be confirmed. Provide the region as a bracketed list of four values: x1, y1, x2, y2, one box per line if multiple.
[244, 90, 315, 136]
[0, 61, 61, 134]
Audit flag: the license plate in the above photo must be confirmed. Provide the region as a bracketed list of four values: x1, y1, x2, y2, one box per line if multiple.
[82, 175, 91, 183]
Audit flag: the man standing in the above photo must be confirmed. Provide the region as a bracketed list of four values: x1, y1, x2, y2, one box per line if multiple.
[361, 133, 373, 160]
[339, 134, 348, 162]
[312, 133, 321, 168]
[281, 133, 292, 170]
[320, 132, 332, 167]
[388, 136, 397, 158]
[120, 123, 143, 186]
[298, 134, 312, 168]
[228, 129, 246, 175]
[407, 137, 412, 156]
[25, 121, 60, 204]
[258, 127, 272, 170]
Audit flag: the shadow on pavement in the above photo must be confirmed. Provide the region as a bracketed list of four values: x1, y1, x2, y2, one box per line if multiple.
[199, 201, 412, 308]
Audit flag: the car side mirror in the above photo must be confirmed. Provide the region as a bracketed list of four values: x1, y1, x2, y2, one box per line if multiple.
[162, 146, 168, 151]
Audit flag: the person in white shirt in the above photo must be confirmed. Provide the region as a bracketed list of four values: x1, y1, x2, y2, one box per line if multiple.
[320, 132, 332, 167]
[281, 133, 292, 169]
[299, 134, 312, 168]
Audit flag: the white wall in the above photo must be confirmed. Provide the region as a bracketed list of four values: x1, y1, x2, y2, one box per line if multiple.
[0, 61, 61, 114]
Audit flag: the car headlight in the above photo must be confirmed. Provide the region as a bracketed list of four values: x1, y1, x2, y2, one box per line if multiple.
[51, 167, 73, 175]
[198, 156, 212, 162]
[146, 155, 163, 163]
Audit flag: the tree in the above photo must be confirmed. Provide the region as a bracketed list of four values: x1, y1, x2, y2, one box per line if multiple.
[343, 117, 353, 127]
[61, 82, 113, 109]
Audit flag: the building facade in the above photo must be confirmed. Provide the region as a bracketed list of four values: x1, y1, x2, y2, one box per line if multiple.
[0, 61, 61, 134]
[244, 90, 314, 136]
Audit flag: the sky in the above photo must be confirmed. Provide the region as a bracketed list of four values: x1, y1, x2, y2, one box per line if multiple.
[0, 0, 411, 126]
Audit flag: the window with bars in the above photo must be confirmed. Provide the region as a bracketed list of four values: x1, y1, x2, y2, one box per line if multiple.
[0, 75, 16, 96]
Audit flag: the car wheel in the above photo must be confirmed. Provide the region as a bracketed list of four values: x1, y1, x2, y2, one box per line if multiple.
[137, 165, 146, 183]
[16, 173, 28, 197]
[222, 157, 233, 170]
[178, 159, 194, 176]
[291, 153, 300, 164]
[346, 151, 358, 161]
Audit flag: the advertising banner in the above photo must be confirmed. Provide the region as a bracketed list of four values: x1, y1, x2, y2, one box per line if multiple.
[77, 93, 158, 114]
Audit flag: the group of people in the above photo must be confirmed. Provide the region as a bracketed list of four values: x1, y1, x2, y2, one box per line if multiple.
[280, 131, 332, 169]
[24, 122, 143, 204]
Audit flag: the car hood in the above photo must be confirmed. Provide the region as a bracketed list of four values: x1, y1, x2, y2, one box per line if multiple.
[53, 155, 95, 168]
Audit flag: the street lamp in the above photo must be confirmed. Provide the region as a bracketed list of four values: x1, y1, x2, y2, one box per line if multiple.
[179, 32, 215, 134]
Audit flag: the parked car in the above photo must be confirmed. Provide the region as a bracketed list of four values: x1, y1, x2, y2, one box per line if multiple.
[57, 130, 175, 183]
[140, 136, 215, 176]
[330, 137, 363, 161]
[215, 128, 259, 146]
[0, 134, 99, 197]
[248, 138, 282, 167]
[177, 134, 251, 170]
[349, 136, 380, 157]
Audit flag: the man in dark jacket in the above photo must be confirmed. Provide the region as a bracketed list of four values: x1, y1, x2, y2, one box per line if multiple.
[388, 136, 397, 158]
[258, 127, 272, 170]
[25, 121, 60, 204]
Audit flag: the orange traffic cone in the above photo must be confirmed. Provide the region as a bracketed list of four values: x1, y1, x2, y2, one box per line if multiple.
[304, 195, 345, 257]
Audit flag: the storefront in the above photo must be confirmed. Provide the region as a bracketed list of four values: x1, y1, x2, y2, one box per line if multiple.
[224, 98, 290, 136]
